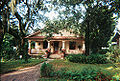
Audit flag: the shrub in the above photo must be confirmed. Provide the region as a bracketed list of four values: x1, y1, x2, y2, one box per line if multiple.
[54, 67, 111, 80]
[86, 54, 109, 64]
[40, 62, 112, 80]
[55, 68, 67, 78]
[65, 54, 86, 63]
[107, 46, 120, 63]
[112, 73, 120, 81]
[40, 62, 54, 77]
[98, 49, 109, 54]
[66, 54, 109, 64]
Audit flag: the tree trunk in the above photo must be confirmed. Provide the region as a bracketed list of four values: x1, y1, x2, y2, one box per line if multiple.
[21, 38, 28, 62]
[85, 21, 90, 56]
[0, 30, 4, 53]
[0, 21, 4, 50]
[0, 12, 8, 53]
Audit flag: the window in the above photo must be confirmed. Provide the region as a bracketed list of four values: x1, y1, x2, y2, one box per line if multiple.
[43, 41, 48, 49]
[69, 41, 76, 50]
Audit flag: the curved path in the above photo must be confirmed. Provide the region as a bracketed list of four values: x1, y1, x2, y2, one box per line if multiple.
[0, 59, 54, 81]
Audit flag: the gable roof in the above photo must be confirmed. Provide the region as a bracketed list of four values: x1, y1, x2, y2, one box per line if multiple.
[25, 29, 84, 40]
[25, 30, 41, 38]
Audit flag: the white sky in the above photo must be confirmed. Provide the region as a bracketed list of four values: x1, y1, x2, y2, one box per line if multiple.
[45, 11, 59, 20]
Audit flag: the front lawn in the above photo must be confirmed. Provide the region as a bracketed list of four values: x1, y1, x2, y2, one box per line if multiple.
[0, 58, 46, 74]
[38, 59, 120, 81]
[49, 59, 120, 75]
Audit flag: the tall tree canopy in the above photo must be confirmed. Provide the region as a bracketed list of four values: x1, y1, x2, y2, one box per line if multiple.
[0, 0, 51, 61]
[44, 0, 119, 55]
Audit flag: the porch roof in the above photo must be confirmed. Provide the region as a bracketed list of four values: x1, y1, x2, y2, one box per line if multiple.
[25, 36, 84, 40]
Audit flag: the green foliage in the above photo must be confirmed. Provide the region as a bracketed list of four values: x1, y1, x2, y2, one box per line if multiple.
[0, 34, 19, 60]
[40, 64, 112, 80]
[47, 59, 120, 80]
[65, 54, 86, 63]
[83, 5, 115, 54]
[40, 62, 54, 77]
[38, 78, 74, 81]
[111, 73, 120, 81]
[107, 46, 120, 63]
[55, 68, 67, 78]
[31, 41, 35, 49]
[66, 54, 109, 64]
[98, 49, 109, 54]
[86, 54, 109, 64]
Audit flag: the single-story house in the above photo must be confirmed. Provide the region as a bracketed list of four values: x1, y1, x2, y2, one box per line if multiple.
[25, 29, 85, 58]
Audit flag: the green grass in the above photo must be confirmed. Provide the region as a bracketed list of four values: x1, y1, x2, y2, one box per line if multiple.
[38, 59, 120, 80]
[38, 78, 74, 81]
[0, 58, 46, 74]
[49, 59, 120, 76]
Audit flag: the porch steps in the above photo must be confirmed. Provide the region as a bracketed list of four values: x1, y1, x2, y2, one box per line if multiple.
[49, 54, 62, 59]
[42, 54, 63, 59]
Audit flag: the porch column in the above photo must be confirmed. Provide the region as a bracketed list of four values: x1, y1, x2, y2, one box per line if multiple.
[35, 42, 39, 49]
[62, 41, 65, 49]
[28, 40, 31, 54]
[61, 41, 65, 59]
[48, 41, 50, 49]
[35, 42, 40, 53]
[82, 41, 85, 53]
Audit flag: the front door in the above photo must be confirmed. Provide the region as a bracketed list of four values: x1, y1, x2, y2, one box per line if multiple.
[54, 41, 59, 54]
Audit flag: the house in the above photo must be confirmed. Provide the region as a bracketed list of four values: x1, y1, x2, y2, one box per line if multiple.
[25, 29, 85, 58]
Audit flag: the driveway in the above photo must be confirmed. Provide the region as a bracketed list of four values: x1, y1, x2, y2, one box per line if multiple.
[0, 59, 54, 81]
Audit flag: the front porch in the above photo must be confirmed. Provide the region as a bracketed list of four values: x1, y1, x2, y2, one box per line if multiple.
[28, 39, 85, 58]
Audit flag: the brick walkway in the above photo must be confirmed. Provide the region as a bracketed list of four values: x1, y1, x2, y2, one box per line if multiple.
[0, 59, 54, 81]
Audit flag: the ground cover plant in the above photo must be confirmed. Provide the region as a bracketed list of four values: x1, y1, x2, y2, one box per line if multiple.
[107, 46, 120, 63]
[65, 54, 110, 64]
[0, 58, 46, 74]
[39, 59, 120, 81]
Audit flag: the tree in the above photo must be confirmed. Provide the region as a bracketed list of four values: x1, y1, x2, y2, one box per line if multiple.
[81, 0, 119, 55]
[82, 5, 115, 54]
[0, 0, 49, 61]
[0, 33, 18, 60]
[47, 0, 119, 55]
